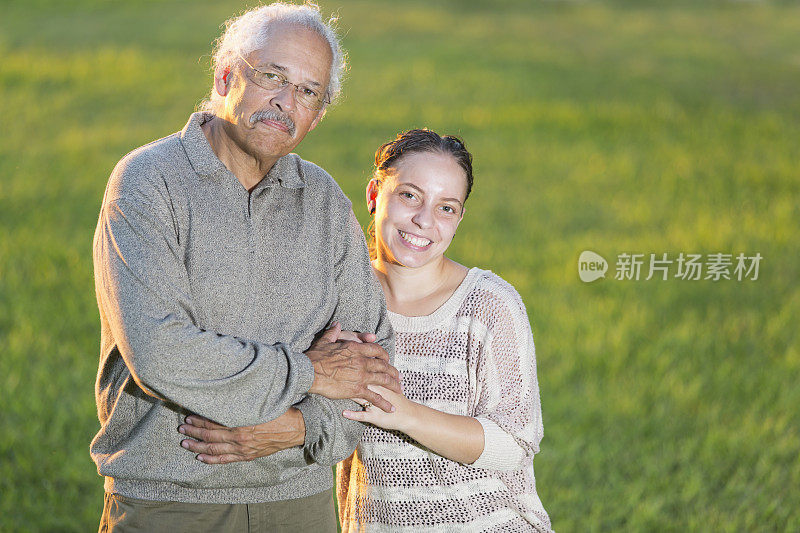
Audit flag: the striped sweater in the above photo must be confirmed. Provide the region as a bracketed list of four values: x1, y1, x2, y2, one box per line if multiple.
[337, 268, 552, 532]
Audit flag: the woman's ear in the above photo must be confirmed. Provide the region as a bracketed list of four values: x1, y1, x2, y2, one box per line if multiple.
[366, 179, 380, 214]
[454, 206, 465, 231]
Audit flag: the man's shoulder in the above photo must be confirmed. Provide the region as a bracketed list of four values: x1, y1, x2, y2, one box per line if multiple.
[288, 154, 350, 206]
[105, 132, 185, 204]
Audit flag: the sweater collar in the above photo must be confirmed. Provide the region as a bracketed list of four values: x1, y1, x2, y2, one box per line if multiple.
[387, 268, 486, 332]
[179, 112, 306, 189]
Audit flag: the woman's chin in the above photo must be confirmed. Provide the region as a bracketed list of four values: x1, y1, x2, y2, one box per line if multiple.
[390, 250, 440, 269]
[378, 239, 444, 269]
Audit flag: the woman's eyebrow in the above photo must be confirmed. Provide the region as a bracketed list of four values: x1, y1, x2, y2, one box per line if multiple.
[399, 182, 463, 206]
[397, 182, 425, 196]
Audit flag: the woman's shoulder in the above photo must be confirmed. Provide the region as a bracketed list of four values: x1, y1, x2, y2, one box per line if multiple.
[455, 268, 530, 326]
[465, 269, 526, 308]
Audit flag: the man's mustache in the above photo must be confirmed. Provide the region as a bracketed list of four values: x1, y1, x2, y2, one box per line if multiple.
[250, 109, 296, 136]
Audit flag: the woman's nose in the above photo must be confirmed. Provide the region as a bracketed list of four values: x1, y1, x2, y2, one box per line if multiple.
[411, 206, 434, 229]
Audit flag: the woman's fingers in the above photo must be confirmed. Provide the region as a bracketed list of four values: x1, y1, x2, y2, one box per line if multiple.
[333, 329, 377, 344]
[342, 409, 368, 421]
[319, 321, 342, 343]
[355, 332, 377, 343]
[363, 387, 395, 413]
[366, 384, 392, 396]
[342, 407, 383, 424]
[337, 330, 364, 343]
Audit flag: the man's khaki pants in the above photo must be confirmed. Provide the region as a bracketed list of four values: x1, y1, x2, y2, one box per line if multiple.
[98, 490, 337, 533]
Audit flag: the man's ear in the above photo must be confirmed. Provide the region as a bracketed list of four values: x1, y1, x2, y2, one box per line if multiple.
[213, 64, 231, 97]
[366, 179, 380, 214]
[308, 104, 328, 133]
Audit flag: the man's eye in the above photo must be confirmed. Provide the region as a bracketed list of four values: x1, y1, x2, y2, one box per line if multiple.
[300, 86, 319, 98]
[262, 71, 283, 82]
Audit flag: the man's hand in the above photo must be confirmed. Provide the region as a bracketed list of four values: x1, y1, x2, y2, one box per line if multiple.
[305, 322, 401, 413]
[178, 408, 305, 464]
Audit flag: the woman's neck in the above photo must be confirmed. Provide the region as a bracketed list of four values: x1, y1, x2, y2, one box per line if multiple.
[373, 255, 469, 317]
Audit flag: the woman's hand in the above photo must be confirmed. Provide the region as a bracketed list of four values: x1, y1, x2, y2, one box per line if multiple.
[343, 385, 417, 434]
[345, 386, 486, 465]
[336, 328, 377, 344]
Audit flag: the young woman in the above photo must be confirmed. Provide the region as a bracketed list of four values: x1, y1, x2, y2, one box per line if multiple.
[336, 129, 552, 532]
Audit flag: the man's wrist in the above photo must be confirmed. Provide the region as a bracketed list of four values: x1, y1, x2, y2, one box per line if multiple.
[307, 363, 320, 395]
[287, 407, 306, 447]
[300, 350, 318, 396]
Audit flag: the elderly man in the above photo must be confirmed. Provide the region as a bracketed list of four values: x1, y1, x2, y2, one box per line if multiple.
[92, 4, 397, 532]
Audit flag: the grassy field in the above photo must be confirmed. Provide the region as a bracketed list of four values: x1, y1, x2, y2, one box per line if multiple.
[2, 0, 799, 531]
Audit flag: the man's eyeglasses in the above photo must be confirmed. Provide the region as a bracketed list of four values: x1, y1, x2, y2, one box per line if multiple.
[237, 53, 329, 111]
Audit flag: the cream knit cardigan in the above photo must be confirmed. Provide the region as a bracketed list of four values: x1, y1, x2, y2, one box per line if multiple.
[338, 268, 552, 532]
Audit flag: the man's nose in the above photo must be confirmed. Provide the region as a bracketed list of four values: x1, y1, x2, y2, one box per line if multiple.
[270, 84, 297, 113]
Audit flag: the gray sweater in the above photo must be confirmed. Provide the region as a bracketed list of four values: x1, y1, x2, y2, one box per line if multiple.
[91, 112, 393, 503]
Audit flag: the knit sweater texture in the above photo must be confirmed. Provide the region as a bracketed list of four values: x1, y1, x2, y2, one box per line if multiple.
[91, 113, 393, 503]
[337, 268, 551, 532]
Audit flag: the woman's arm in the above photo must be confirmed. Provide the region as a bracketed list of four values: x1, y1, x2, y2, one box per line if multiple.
[343, 385, 484, 465]
[344, 276, 542, 471]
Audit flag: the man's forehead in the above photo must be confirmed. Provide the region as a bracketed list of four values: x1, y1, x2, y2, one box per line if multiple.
[247, 23, 332, 74]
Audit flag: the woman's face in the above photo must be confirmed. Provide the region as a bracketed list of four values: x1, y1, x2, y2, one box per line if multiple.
[370, 151, 468, 268]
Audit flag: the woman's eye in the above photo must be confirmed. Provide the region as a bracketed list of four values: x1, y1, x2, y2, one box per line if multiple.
[441, 205, 456, 214]
[400, 192, 415, 200]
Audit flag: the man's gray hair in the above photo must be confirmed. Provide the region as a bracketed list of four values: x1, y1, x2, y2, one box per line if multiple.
[199, 2, 347, 114]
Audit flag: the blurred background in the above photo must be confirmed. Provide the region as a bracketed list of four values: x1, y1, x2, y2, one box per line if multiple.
[1, 0, 798, 530]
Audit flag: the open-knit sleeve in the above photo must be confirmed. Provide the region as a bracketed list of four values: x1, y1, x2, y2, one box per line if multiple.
[469, 275, 544, 470]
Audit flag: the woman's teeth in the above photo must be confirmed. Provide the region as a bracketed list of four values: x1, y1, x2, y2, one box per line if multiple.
[399, 230, 431, 247]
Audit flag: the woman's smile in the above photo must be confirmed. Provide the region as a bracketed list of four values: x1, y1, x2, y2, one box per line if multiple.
[397, 229, 432, 250]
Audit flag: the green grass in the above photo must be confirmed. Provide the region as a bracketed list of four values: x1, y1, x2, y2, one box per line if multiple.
[2, 0, 799, 531]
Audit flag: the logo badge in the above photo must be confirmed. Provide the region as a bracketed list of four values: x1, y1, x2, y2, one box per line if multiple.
[579, 250, 608, 282]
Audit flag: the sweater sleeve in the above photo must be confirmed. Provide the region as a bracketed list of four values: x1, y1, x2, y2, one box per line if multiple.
[469, 276, 544, 470]
[295, 209, 395, 466]
[471, 417, 527, 470]
[94, 194, 315, 428]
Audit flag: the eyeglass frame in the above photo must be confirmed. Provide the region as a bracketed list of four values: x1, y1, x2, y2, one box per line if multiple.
[236, 52, 330, 111]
